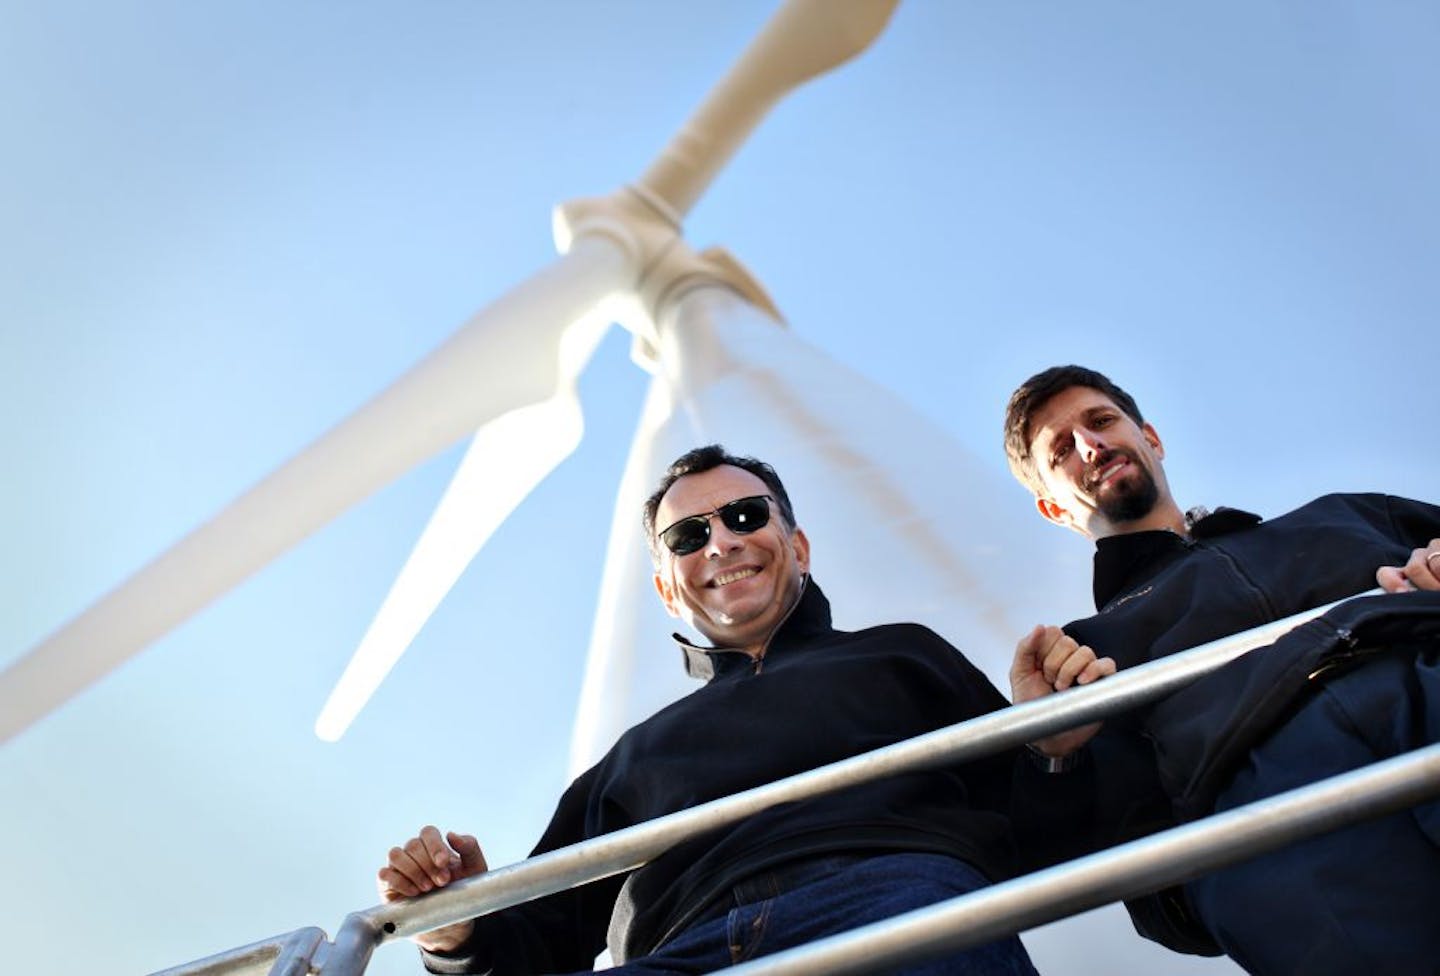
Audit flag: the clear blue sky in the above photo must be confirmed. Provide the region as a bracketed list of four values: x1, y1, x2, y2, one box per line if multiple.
[2, 3, 1436, 974]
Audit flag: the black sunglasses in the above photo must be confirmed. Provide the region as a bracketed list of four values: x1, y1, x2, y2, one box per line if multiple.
[659, 495, 774, 556]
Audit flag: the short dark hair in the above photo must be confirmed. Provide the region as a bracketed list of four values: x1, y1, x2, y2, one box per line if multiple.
[1003, 365, 1145, 495]
[642, 444, 798, 563]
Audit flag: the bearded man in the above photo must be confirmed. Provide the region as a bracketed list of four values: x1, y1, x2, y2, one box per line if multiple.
[1003, 364, 1440, 976]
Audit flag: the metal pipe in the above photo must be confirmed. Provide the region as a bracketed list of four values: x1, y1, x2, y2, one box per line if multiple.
[153, 590, 1385, 974]
[725, 741, 1440, 975]
[345, 591, 1373, 946]
[267, 926, 327, 976]
[315, 913, 384, 976]
[148, 927, 326, 976]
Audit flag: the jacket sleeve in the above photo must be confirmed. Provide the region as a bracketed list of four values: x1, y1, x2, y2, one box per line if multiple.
[1385, 494, 1440, 547]
[421, 767, 626, 975]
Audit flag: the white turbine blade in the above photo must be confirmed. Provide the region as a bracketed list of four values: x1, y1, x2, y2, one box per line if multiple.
[568, 375, 690, 774]
[0, 235, 632, 745]
[315, 308, 613, 742]
[315, 396, 582, 743]
[638, 0, 899, 219]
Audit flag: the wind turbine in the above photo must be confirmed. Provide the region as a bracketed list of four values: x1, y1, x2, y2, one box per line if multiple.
[0, 0, 1080, 762]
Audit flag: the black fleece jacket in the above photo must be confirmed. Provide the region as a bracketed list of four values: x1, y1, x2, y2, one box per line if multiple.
[1064, 492, 1440, 954]
[423, 579, 1027, 973]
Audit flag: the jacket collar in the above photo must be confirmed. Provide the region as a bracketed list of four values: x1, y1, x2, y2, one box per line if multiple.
[1092, 506, 1262, 609]
[673, 576, 834, 680]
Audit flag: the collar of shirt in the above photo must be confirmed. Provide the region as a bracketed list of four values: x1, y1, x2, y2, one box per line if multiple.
[1091, 507, 1262, 609]
[672, 576, 835, 680]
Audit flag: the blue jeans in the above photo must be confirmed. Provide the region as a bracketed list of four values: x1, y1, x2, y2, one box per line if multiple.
[593, 852, 1038, 975]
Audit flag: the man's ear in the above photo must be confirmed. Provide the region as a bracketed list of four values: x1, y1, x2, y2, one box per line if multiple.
[652, 571, 681, 619]
[1036, 496, 1075, 530]
[1143, 421, 1164, 459]
[791, 526, 811, 574]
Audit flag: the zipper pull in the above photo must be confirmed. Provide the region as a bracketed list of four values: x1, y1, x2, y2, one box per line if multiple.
[1307, 627, 1364, 681]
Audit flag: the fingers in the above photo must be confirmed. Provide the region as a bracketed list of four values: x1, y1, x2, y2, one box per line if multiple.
[1377, 565, 1414, 593]
[1087, 655, 1117, 681]
[1039, 632, 1110, 690]
[1009, 624, 1114, 708]
[1017, 625, 1075, 680]
[1009, 624, 1051, 682]
[1071, 655, 1117, 688]
[377, 826, 486, 901]
[447, 832, 489, 878]
[1037, 629, 1074, 684]
[1051, 643, 1089, 689]
[1377, 539, 1440, 593]
[378, 849, 429, 900]
[415, 824, 459, 882]
[1405, 539, 1440, 591]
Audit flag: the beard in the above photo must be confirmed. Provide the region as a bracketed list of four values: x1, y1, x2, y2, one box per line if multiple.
[1087, 450, 1161, 525]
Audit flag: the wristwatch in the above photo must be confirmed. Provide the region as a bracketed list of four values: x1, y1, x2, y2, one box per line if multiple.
[1025, 743, 1086, 774]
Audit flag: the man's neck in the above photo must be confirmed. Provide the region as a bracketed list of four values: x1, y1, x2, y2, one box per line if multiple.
[1094, 501, 1188, 541]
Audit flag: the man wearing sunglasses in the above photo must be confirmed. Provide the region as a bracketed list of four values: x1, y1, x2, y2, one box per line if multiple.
[379, 444, 1109, 975]
[1002, 364, 1440, 976]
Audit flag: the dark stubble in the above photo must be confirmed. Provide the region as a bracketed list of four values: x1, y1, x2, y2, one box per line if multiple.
[1088, 450, 1160, 525]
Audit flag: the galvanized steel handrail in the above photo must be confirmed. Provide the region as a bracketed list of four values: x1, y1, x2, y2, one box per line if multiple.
[150, 928, 327, 976]
[151, 589, 1400, 976]
[724, 740, 1440, 975]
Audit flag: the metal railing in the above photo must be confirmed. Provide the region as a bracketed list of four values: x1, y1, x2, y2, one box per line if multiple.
[725, 742, 1440, 975]
[152, 590, 1440, 976]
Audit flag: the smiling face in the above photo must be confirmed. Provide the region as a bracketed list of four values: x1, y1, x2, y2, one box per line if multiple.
[1026, 386, 1183, 539]
[652, 464, 810, 656]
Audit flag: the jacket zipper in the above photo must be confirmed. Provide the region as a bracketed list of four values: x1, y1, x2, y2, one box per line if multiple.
[1307, 627, 1372, 681]
[748, 575, 809, 676]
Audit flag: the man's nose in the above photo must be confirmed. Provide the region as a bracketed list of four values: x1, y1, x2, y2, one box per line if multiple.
[705, 518, 744, 557]
[1074, 428, 1106, 463]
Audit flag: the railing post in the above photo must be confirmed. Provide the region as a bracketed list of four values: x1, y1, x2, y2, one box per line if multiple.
[148, 927, 327, 976]
[267, 927, 326, 976]
[311, 913, 384, 976]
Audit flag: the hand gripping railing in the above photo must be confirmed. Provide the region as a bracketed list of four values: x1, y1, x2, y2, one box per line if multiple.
[152, 590, 1440, 976]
